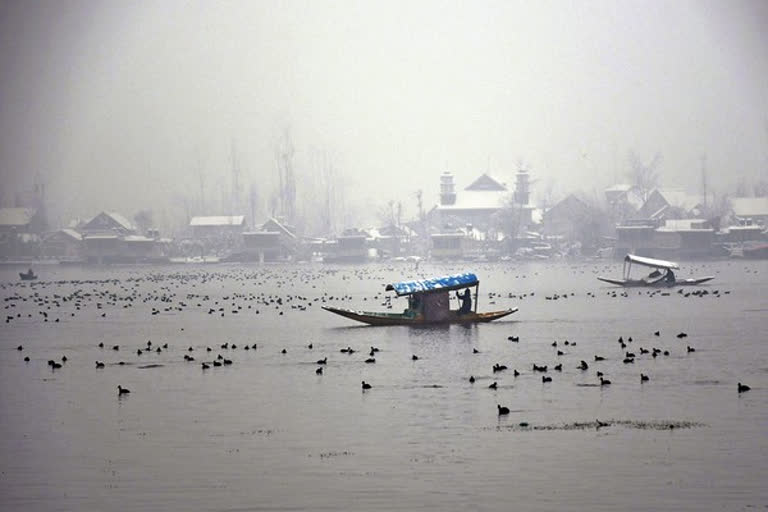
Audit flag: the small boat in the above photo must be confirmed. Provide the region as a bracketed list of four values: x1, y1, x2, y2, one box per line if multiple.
[323, 272, 517, 326]
[19, 269, 38, 281]
[597, 254, 714, 288]
[742, 242, 768, 259]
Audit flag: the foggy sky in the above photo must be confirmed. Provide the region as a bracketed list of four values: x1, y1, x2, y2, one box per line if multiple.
[1, 0, 767, 231]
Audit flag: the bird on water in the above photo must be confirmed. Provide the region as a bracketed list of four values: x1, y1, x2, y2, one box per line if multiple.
[497, 405, 510, 415]
[117, 385, 130, 395]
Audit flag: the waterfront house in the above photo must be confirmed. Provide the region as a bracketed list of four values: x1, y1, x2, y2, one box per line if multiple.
[41, 229, 83, 261]
[730, 197, 768, 226]
[190, 215, 246, 239]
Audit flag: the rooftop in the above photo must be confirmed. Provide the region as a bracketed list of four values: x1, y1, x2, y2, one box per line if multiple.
[0, 208, 37, 227]
[731, 197, 768, 217]
[190, 216, 246, 227]
[436, 189, 509, 211]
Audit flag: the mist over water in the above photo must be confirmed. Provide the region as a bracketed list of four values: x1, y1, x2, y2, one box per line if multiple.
[1, 0, 767, 230]
[2, 1, 768, 510]
[1, 261, 766, 511]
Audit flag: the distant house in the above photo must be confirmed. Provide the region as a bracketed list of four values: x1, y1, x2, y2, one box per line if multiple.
[615, 222, 657, 258]
[368, 224, 417, 258]
[614, 218, 714, 259]
[190, 216, 246, 239]
[81, 211, 136, 235]
[41, 229, 83, 261]
[605, 184, 644, 221]
[0, 208, 46, 259]
[431, 232, 468, 260]
[324, 229, 369, 263]
[239, 218, 298, 262]
[542, 194, 604, 252]
[730, 197, 768, 226]
[431, 173, 509, 231]
[120, 235, 159, 261]
[636, 189, 707, 221]
[261, 218, 296, 239]
[430, 170, 535, 237]
[82, 234, 121, 263]
[0, 208, 44, 234]
[653, 219, 714, 259]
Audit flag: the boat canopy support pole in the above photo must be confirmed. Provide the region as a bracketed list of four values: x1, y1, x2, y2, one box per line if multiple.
[474, 283, 479, 313]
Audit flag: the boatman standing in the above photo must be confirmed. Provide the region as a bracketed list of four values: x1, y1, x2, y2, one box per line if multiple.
[456, 288, 472, 314]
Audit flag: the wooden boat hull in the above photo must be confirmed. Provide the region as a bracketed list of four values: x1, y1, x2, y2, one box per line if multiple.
[322, 306, 517, 326]
[19, 273, 37, 281]
[597, 276, 714, 287]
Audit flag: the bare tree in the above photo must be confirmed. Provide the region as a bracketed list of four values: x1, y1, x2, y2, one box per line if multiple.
[275, 128, 296, 224]
[249, 183, 260, 229]
[133, 210, 153, 234]
[230, 140, 242, 215]
[495, 194, 522, 241]
[754, 180, 768, 197]
[627, 151, 662, 201]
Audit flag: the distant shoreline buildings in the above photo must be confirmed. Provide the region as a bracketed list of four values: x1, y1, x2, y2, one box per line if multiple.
[1, 168, 767, 263]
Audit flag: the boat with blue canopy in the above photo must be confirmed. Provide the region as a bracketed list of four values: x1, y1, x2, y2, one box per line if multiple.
[597, 254, 714, 287]
[322, 272, 517, 326]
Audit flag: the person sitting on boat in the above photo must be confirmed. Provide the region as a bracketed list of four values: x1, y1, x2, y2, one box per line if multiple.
[665, 269, 676, 284]
[456, 288, 472, 315]
[406, 295, 422, 317]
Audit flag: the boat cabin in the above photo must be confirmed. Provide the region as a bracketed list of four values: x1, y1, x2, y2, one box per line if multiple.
[385, 272, 479, 322]
[622, 254, 678, 284]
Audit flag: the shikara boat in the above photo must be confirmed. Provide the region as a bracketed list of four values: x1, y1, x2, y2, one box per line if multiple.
[322, 272, 517, 326]
[597, 254, 714, 287]
[19, 269, 37, 281]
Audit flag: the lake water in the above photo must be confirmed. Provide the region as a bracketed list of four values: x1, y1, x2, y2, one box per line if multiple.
[1, 260, 766, 511]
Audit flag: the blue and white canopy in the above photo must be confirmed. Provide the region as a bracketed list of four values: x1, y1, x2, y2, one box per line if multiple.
[386, 273, 478, 296]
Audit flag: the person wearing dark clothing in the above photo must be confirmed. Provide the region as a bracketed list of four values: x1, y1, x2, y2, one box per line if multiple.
[456, 288, 472, 314]
[665, 269, 676, 284]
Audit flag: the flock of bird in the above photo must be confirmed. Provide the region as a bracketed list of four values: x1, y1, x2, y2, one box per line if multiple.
[2, 264, 755, 415]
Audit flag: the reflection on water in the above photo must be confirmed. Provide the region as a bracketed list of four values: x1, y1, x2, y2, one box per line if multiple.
[0, 260, 766, 511]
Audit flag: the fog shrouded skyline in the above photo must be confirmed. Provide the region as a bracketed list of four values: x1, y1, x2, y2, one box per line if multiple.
[1, 0, 767, 232]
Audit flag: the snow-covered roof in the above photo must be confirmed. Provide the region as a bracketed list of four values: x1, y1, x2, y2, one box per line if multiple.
[436, 190, 509, 211]
[0, 208, 37, 226]
[658, 219, 713, 232]
[83, 211, 135, 232]
[464, 173, 507, 191]
[605, 184, 635, 193]
[731, 197, 768, 217]
[654, 189, 706, 212]
[84, 234, 119, 240]
[261, 217, 296, 238]
[122, 235, 154, 242]
[61, 228, 83, 241]
[190, 216, 245, 227]
[106, 212, 135, 231]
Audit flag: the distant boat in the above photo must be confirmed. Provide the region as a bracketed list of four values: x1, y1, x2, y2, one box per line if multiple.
[742, 242, 768, 260]
[597, 254, 714, 287]
[323, 272, 517, 326]
[19, 269, 37, 281]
